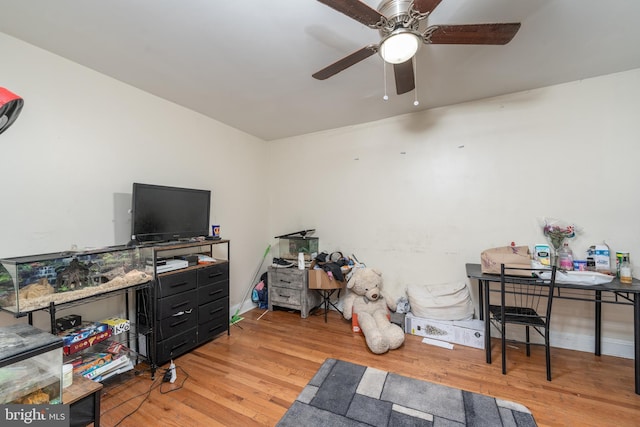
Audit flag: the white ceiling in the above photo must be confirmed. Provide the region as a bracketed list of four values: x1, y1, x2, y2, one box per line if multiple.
[1, 0, 639, 141]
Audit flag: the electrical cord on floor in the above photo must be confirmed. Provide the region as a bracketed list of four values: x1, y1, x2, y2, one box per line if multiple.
[101, 363, 190, 426]
[159, 365, 189, 394]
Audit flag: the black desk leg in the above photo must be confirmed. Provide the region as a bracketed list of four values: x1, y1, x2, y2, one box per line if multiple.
[483, 279, 492, 364]
[477, 280, 484, 321]
[595, 290, 602, 356]
[634, 295, 640, 395]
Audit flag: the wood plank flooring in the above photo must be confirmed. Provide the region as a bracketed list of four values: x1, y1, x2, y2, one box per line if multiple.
[99, 307, 640, 427]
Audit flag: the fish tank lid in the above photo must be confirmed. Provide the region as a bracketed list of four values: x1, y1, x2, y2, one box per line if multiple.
[0, 323, 63, 367]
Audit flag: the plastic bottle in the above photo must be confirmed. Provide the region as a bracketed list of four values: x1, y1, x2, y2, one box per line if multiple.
[297, 252, 305, 270]
[620, 255, 633, 284]
[558, 243, 574, 270]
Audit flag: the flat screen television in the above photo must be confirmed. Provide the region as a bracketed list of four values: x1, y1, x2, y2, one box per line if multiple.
[131, 183, 211, 243]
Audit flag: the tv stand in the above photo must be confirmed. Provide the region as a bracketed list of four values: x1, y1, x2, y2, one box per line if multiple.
[137, 240, 230, 368]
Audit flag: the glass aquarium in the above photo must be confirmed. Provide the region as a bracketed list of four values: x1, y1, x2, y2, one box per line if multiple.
[278, 236, 319, 261]
[0, 323, 63, 404]
[0, 245, 151, 315]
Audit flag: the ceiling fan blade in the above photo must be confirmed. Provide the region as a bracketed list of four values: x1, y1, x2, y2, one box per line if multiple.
[312, 46, 377, 80]
[317, 0, 386, 27]
[412, 0, 443, 15]
[426, 23, 521, 45]
[394, 59, 415, 95]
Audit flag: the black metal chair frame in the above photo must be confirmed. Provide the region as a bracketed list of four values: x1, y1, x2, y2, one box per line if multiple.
[488, 264, 557, 381]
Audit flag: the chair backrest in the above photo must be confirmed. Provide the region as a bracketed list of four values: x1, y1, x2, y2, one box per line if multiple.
[499, 264, 557, 325]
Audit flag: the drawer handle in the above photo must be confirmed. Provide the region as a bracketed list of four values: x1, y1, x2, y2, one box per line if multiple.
[209, 307, 223, 315]
[208, 325, 223, 332]
[278, 294, 291, 299]
[208, 272, 223, 278]
[208, 289, 223, 296]
[170, 341, 189, 351]
[169, 281, 190, 289]
[282, 280, 292, 284]
[170, 318, 189, 327]
[172, 309, 193, 317]
[170, 301, 190, 310]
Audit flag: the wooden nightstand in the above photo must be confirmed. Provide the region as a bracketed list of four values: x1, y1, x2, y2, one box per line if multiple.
[267, 267, 321, 318]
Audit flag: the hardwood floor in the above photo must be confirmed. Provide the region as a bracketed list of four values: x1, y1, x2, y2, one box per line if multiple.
[99, 307, 640, 427]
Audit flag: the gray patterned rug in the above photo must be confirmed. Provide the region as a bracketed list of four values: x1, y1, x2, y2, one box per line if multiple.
[277, 358, 536, 427]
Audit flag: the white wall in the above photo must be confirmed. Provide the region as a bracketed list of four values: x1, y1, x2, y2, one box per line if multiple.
[269, 68, 640, 358]
[2, 30, 639, 359]
[0, 33, 271, 330]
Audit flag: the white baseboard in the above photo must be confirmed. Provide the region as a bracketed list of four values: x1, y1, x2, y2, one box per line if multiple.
[491, 328, 634, 359]
[230, 300, 258, 319]
[550, 331, 634, 359]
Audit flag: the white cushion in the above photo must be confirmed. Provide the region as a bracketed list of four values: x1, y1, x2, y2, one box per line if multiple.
[406, 282, 474, 321]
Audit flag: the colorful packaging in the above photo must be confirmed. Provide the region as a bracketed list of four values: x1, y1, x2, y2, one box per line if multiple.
[99, 317, 131, 335]
[587, 244, 611, 273]
[534, 244, 551, 266]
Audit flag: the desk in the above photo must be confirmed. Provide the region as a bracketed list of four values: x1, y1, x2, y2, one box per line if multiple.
[465, 263, 640, 395]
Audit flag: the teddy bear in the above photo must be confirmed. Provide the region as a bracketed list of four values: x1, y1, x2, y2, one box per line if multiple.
[342, 268, 405, 354]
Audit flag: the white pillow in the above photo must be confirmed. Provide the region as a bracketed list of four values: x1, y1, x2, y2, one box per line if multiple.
[406, 282, 474, 321]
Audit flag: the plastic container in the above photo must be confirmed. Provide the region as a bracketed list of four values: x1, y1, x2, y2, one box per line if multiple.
[297, 252, 305, 270]
[558, 243, 574, 270]
[62, 363, 73, 389]
[573, 260, 587, 271]
[620, 255, 633, 284]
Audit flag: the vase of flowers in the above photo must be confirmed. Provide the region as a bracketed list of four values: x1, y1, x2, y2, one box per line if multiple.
[542, 218, 576, 267]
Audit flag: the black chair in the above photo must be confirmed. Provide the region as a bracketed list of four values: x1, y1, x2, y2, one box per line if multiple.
[488, 264, 557, 381]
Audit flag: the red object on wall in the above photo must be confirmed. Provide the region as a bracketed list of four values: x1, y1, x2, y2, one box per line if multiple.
[0, 87, 24, 135]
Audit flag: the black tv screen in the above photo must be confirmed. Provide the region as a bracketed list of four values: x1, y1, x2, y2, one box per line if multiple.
[131, 183, 211, 243]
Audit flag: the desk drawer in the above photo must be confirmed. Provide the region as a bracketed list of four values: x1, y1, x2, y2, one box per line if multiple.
[156, 270, 197, 298]
[156, 289, 197, 320]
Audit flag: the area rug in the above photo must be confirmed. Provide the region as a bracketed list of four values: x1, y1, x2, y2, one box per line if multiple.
[277, 358, 537, 427]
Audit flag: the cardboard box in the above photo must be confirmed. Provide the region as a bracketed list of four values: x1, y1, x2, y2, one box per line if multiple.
[58, 321, 109, 346]
[64, 329, 112, 355]
[308, 268, 347, 290]
[100, 317, 131, 335]
[404, 312, 485, 349]
[56, 314, 82, 333]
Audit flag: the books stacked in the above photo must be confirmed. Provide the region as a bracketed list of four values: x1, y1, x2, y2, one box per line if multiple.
[68, 341, 133, 382]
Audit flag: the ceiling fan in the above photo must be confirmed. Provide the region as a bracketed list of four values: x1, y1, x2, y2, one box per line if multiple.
[313, 0, 521, 96]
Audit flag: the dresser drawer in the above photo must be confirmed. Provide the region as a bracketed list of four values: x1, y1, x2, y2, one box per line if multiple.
[268, 268, 306, 290]
[197, 263, 229, 287]
[156, 289, 198, 320]
[198, 297, 228, 324]
[198, 316, 228, 343]
[156, 270, 197, 298]
[198, 281, 229, 305]
[156, 328, 197, 365]
[270, 286, 302, 307]
[157, 308, 198, 341]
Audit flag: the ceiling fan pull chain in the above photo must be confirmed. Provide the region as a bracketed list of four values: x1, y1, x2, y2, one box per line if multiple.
[383, 61, 389, 101]
[413, 58, 419, 106]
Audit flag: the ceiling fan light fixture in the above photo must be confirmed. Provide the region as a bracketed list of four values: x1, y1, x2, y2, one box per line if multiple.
[379, 30, 420, 64]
